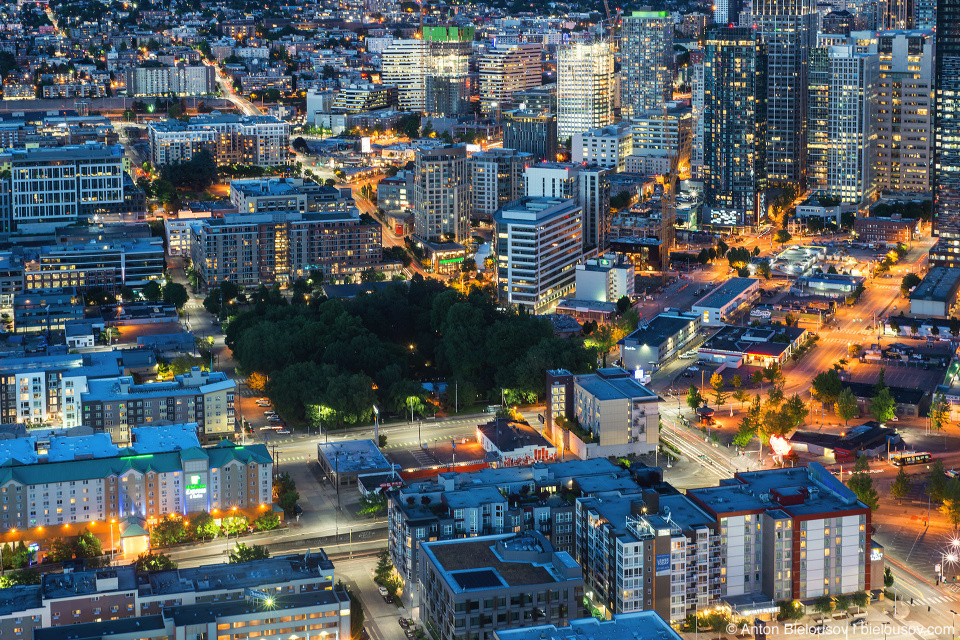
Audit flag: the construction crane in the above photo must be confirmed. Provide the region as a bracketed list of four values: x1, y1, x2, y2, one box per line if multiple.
[600, 0, 621, 38]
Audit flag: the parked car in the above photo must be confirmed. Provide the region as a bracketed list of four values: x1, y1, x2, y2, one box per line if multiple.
[277, 429, 290, 434]
[264, 411, 276, 416]
[379, 586, 389, 596]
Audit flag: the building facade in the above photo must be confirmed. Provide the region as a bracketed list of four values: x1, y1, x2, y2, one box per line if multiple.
[148, 114, 290, 167]
[470, 149, 531, 219]
[479, 43, 543, 115]
[702, 27, 768, 228]
[621, 10, 674, 118]
[190, 210, 381, 289]
[931, 0, 960, 266]
[557, 41, 615, 139]
[572, 123, 633, 172]
[494, 197, 582, 313]
[414, 146, 471, 244]
[81, 369, 237, 444]
[502, 111, 558, 162]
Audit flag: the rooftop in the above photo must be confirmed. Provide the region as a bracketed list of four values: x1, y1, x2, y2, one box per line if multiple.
[477, 419, 554, 456]
[622, 312, 699, 347]
[574, 372, 658, 402]
[687, 462, 866, 517]
[700, 324, 806, 356]
[911, 267, 960, 302]
[168, 590, 348, 627]
[318, 439, 392, 475]
[493, 612, 682, 640]
[692, 277, 759, 310]
[35, 615, 166, 640]
[421, 532, 577, 592]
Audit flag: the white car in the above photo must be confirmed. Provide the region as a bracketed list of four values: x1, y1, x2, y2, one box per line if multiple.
[378, 586, 389, 596]
[687, 366, 700, 372]
[277, 429, 291, 435]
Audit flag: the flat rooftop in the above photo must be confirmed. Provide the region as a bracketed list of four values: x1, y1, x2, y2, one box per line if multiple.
[687, 462, 864, 517]
[911, 266, 960, 302]
[574, 374, 658, 402]
[478, 419, 553, 454]
[421, 534, 572, 591]
[494, 611, 682, 640]
[317, 439, 392, 475]
[693, 277, 759, 310]
[140, 552, 334, 597]
[622, 312, 699, 347]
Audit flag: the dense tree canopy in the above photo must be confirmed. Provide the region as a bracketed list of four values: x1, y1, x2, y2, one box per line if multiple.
[225, 277, 596, 425]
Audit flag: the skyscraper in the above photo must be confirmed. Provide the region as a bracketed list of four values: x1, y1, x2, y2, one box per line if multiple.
[752, 0, 817, 187]
[524, 163, 611, 251]
[423, 26, 474, 118]
[478, 42, 543, 115]
[380, 39, 428, 112]
[806, 46, 831, 193]
[703, 26, 767, 228]
[413, 146, 470, 244]
[469, 148, 532, 219]
[826, 45, 879, 204]
[557, 41, 615, 139]
[502, 110, 558, 162]
[621, 10, 674, 118]
[873, 30, 934, 193]
[932, 0, 960, 266]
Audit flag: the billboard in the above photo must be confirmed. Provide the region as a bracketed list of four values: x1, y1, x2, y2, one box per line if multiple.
[655, 553, 670, 576]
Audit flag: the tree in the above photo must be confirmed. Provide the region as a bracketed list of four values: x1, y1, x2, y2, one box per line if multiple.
[151, 515, 188, 546]
[74, 528, 102, 559]
[358, 492, 387, 517]
[848, 343, 862, 358]
[942, 478, 960, 529]
[869, 369, 896, 424]
[811, 369, 843, 405]
[927, 460, 948, 504]
[136, 552, 178, 572]
[812, 595, 833, 621]
[847, 455, 879, 510]
[756, 262, 771, 279]
[344, 581, 364, 638]
[709, 372, 728, 407]
[223, 515, 249, 536]
[890, 466, 912, 505]
[47, 538, 75, 563]
[687, 384, 704, 411]
[616, 295, 632, 315]
[834, 387, 859, 426]
[834, 594, 850, 617]
[191, 511, 219, 541]
[774, 229, 793, 248]
[273, 472, 300, 515]
[783, 394, 809, 430]
[931, 393, 950, 434]
[851, 591, 870, 614]
[900, 273, 922, 297]
[253, 512, 281, 532]
[142, 280, 163, 302]
[374, 550, 393, 584]
[884, 567, 894, 588]
[247, 372, 269, 394]
[733, 415, 757, 448]
[163, 282, 189, 310]
[0, 569, 40, 588]
[778, 600, 805, 621]
[229, 543, 270, 563]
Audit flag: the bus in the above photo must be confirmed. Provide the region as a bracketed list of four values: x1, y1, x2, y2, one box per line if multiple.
[889, 451, 933, 467]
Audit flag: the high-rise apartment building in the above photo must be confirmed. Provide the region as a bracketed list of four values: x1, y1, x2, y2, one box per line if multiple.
[502, 110, 558, 162]
[873, 30, 934, 193]
[380, 39, 429, 111]
[423, 26, 474, 117]
[469, 148, 532, 219]
[621, 10, 674, 118]
[690, 50, 706, 179]
[414, 146, 471, 243]
[807, 46, 831, 193]
[524, 163, 610, 250]
[625, 106, 692, 175]
[702, 27, 768, 228]
[752, 0, 817, 187]
[124, 64, 215, 96]
[478, 43, 543, 115]
[931, 0, 960, 266]
[557, 41, 614, 139]
[914, 0, 936, 27]
[825, 46, 879, 204]
[494, 197, 582, 312]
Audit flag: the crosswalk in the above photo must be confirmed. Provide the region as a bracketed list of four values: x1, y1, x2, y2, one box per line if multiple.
[411, 448, 436, 466]
[382, 435, 469, 450]
[912, 594, 958, 606]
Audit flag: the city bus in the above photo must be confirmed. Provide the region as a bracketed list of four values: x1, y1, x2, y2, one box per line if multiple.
[889, 451, 933, 467]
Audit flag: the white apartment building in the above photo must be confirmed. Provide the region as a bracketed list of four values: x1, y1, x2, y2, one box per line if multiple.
[621, 10, 674, 118]
[691, 51, 705, 179]
[124, 64, 215, 96]
[825, 45, 879, 204]
[573, 123, 633, 171]
[625, 107, 692, 175]
[494, 197, 583, 312]
[575, 463, 873, 624]
[557, 41, 615, 139]
[525, 163, 610, 250]
[413, 146, 471, 243]
[380, 39, 428, 111]
[574, 254, 635, 302]
[469, 148, 531, 219]
[478, 42, 543, 114]
[2, 144, 128, 232]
